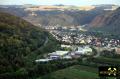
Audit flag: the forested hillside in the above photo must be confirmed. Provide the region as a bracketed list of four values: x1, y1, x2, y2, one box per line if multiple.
[0, 12, 59, 78]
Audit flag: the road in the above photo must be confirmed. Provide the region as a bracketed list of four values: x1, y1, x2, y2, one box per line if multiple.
[32, 36, 49, 53]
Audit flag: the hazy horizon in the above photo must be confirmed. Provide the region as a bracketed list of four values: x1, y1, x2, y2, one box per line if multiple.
[0, 0, 120, 6]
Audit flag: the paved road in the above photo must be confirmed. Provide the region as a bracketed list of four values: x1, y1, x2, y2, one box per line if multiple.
[43, 37, 48, 46]
[93, 51, 100, 58]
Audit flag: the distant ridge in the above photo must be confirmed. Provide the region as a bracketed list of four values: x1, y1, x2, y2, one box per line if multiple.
[89, 7, 120, 34]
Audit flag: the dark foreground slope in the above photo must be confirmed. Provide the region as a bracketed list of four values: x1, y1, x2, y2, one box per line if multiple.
[0, 12, 59, 78]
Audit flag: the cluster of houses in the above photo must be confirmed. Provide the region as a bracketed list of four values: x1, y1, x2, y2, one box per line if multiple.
[49, 29, 120, 47]
[43, 25, 85, 31]
[35, 45, 93, 62]
[89, 38, 120, 47]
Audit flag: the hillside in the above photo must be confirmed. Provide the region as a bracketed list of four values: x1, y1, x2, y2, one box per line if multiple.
[0, 6, 107, 26]
[24, 10, 107, 26]
[0, 12, 59, 77]
[89, 7, 120, 34]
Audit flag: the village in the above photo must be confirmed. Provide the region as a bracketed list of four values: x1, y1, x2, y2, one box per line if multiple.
[35, 25, 120, 63]
[43, 25, 120, 47]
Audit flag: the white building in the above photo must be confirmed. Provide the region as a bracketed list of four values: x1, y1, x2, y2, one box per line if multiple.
[48, 51, 69, 59]
[75, 46, 92, 55]
[35, 59, 52, 62]
[61, 45, 71, 48]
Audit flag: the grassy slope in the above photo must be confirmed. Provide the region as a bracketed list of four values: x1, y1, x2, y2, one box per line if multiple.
[40, 65, 99, 79]
[40, 65, 116, 79]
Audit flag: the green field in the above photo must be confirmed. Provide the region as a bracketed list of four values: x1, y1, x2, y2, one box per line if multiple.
[39, 65, 116, 79]
[39, 65, 99, 79]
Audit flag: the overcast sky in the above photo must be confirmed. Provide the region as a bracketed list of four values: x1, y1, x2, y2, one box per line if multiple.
[0, 0, 120, 6]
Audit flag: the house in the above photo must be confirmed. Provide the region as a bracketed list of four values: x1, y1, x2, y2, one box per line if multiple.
[80, 40, 86, 44]
[70, 51, 81, 58]
[75, 47, 85, 55]
[49, 55, 61, 59]
[115, 47, 120, 54]
[84, 46, 92, 52]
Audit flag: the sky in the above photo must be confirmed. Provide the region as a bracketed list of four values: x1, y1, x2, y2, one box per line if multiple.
[0, 0, 120, 6]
